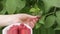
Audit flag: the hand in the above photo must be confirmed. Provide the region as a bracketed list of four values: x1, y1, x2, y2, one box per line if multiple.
[15, 14, 40, 28]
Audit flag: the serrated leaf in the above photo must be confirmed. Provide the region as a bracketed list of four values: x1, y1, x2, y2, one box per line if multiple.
[6, 0, 17, 14]
[56, 11, 60, 25]
[45, 15, 56, 28]
[42, 0, 60, 13]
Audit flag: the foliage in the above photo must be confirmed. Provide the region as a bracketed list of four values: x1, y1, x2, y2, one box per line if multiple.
[0, 0, 60, 34]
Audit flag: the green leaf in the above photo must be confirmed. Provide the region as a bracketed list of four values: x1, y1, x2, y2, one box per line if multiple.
[55, 11, 60, 30]
[0, 8, 6, 14]
[5, 0, 26, 14]
[56, 11, 60, 25]
[45, 15, 56, 28]
[0, 0, 7, 14]
[30, 7, 37, 12]
[6, 0, 17, 14]
[16, 0, 26, 13]
[39, 16, 45, 24]
[17, 0, 26, 9]
[42, 0, 60, 13]
[54, 25, 60, 30]
[35, 23, 41, 29]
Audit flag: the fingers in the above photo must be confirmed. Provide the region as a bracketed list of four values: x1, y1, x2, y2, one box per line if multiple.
[26, 22, 34, 28]
[26, 16, 40, 28]
[17, 14, 40, 28]
[24, 16, 39, 28]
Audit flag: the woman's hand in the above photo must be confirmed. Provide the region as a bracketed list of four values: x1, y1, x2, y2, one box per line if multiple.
[0, 14, 39, 28]
[16, 14, 39, 28]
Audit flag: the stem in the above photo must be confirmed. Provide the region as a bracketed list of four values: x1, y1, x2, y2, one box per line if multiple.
[44, 7, 56, 17]
[46, 12, 54, 16]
